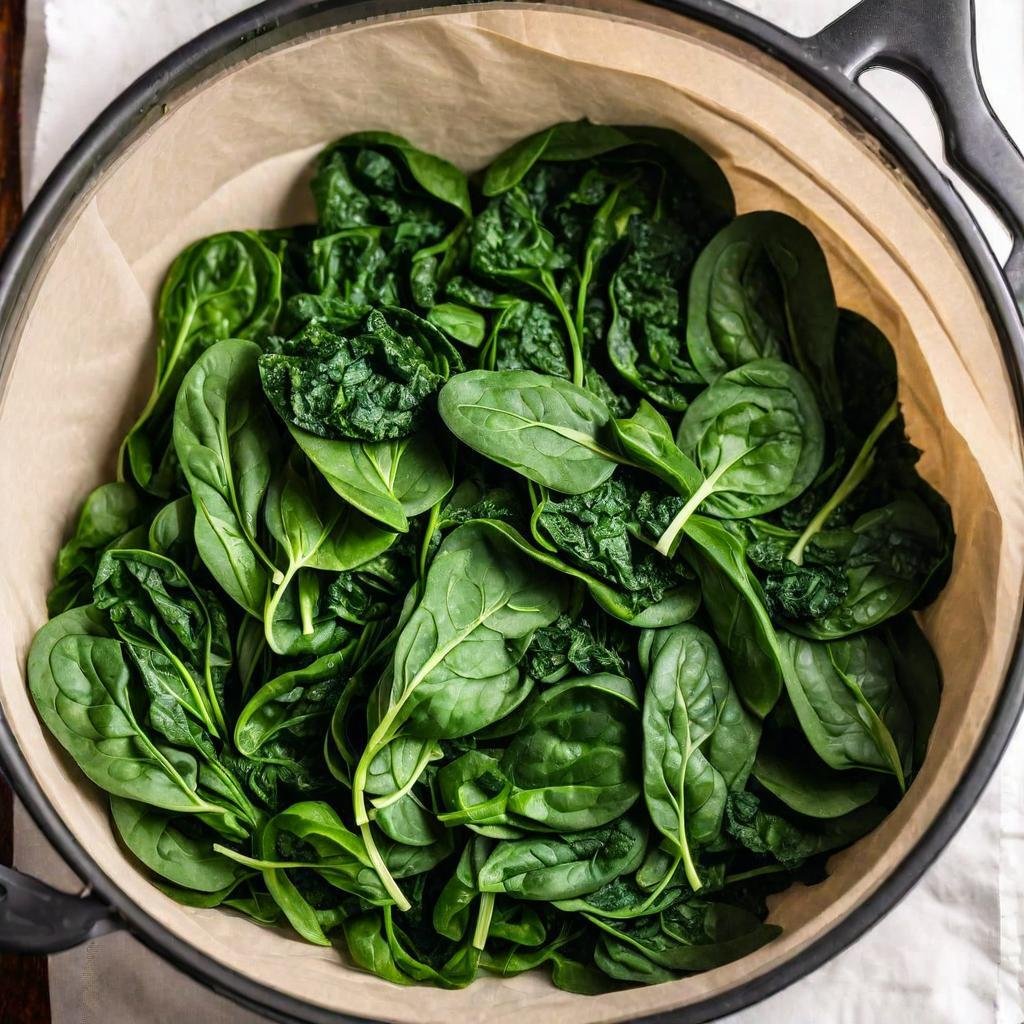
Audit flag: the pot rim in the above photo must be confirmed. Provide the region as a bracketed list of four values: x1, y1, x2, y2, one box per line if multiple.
[1, 2, 1022, 1022]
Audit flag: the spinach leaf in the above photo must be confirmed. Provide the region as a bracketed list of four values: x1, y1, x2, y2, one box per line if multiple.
[122, 231, 282, 496]
[234, 647, 353, 757]
[174, 339, 280, 616]
[787, 494, 948, 639]
[641, 624, 760, 889]
[470, 518, 699, 627]
[883, 614, 942, 768]
[478, 816, 646, 900]
[778, 632, 913, 788]
[726, 790, 886, 867]
[48, 482, 148, 614]
[147, 496, 196, 564]
[751, 746, 880, 819]
[352, 523, 568, 908]
[686, 211, 839, 417]
[657, 359, 825, 552]
[681, 516, 784, 717]
[217, 801, 390, 945]
[290, 425, 452, 533]
[525, 611, 629, 683]
[27, 607, 240, 828]
[262, 449, 395, 650]
[439, 369, 621, 494]
[590, 900, 780, 976]
[110, 797, 247, 892]
[535, 479, 694, 619]
[500, 674, 641, 830]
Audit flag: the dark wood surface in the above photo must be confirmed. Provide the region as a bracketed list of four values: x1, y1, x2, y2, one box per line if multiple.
[0, 1, 52, 1021]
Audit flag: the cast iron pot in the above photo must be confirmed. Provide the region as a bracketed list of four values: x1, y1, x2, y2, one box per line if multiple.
[0, 0, 1023, 1021]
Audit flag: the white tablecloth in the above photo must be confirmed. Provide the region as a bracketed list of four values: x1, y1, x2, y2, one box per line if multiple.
[14, 1, 1024, 1021]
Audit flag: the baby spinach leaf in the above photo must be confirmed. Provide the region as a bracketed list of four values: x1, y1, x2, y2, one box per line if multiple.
[28, 607, 232, 823]
[883, 614, 942, 768]
[290, 425, 452, 533]
[352, 523, 568, 908]
[217, 801, 390, 945]
[535, 479, 694, 619]
[262, 450, 395, 651]
[173, 339, 280, 616]
[439, 369, 621, 494]
[686, 211, 839, 417]
[93, 548, 232, 741]
[147, 496, 195, 563]
[657, 359, 825, 552]
[589, 899, 780, 975]
[315, 132, 471, 225]
[681, 516, 783, 717]
[49, 482, 148, 614]
[123, 231, 282, 496]
[610, 400, 703, 497]
[110, 797, 247, 893]
[787, 494, 948, 639]
[469, 518, 699, 627]
[500, 674, 641, 830]
[778, 632, 913, 788]
[234, 647, 353, 757]
[525, 611, 629, 683]
[726, 791, 886, 867]
[433, 837, 492, 941]
[641, 623, 761, 889]
[478, 816, 646, 900]
[751, 747, 880, 819]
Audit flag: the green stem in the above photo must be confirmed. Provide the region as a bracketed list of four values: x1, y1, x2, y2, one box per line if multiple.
[543, 274, 583, 388]
[263, 564, 298, 654]
[655, 457, 740, 557]
[641, 855, 682, 910]
[297, 570, 317, 636]
[473, 892, 496, 951]
[527, 482, 558, 553]
[418, 499, 443, 589]
[359, 822, 410, 912]
[787, 399, 899, 565]
[724, 863, 789, 887]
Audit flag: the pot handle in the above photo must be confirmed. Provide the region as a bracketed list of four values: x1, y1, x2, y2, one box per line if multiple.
[0, 863, 121, 953]
[806, 0, 1024, 304]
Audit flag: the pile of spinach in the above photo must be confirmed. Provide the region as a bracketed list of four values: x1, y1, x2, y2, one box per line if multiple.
[29, 123, 953, 994]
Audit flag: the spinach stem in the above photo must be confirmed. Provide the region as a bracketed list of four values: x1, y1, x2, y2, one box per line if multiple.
[359, 821, 411, 912]
[655, 459, 736, 556]
[787, 398, 899, 565]
[543, 275, 583, 387]
[417, 499, 443, 589]
[724, 863, 789, 886]
[634, 854, 682, 914]
[263, 564, 298, 654]
[473, 892, 496, 950]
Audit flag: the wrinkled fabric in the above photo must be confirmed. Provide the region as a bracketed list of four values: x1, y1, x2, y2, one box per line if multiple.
[14, 0, 1024, 1021]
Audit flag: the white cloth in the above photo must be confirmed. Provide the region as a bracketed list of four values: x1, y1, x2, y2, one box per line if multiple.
[14, 1, 1024, 1021]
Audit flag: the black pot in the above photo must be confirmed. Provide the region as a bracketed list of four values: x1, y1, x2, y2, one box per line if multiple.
[1, 1, 1022, 1021]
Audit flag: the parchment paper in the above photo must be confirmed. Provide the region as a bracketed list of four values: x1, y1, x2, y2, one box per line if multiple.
[2, 4, 1023, 1023]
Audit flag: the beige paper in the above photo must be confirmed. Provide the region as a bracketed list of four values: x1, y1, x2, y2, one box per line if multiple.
[0, 4, 1022, 1022]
